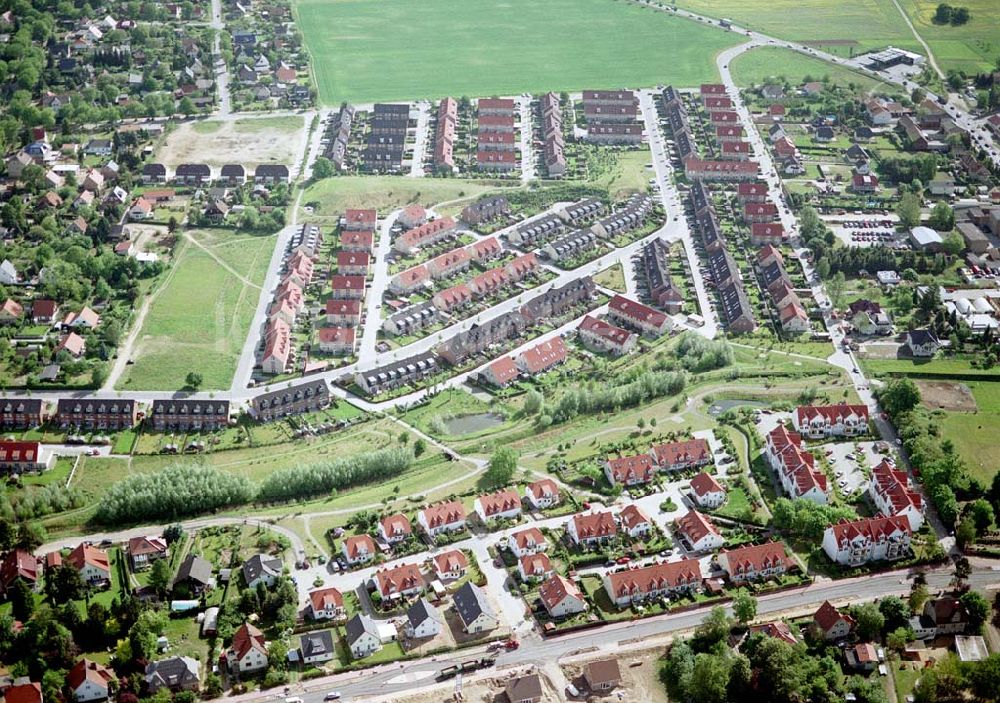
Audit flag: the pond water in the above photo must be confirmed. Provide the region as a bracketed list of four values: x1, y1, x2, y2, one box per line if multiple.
[707, 399, 768, 416]
[442, 412, 505, 435]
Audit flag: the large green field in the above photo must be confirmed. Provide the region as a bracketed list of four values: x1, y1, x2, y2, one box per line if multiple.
[675, 0, 920, 57]
[117, 229, 274, 391]
[294, 0, 740, 104]
[730, 46, 889, 91]
[896, 0, 1000, 74]
[938, 381, 1000, 485]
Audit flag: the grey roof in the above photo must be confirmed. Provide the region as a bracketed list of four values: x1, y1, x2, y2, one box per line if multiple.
[173, 554, 212, 587]
[242, 554, 282, 585]
[906, 328, 939, 346]
[252, 378, 329, 412]
[506, 674, 543, 701]
[452, 582, 495, 628]
[299, 629, 335, 657]
[406, 598, 441, 629]
[255, 164, 289, 178]
[344, 614, 378, 646]
[145, 656, 199, 689]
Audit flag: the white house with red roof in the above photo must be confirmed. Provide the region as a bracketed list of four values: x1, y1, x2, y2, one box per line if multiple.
[602, 559, 702, 608]
[675, 510, 724, 553]
[813, 600, 856, 640]
[765, 424, 830, 504]
[378, 513, 412, 544]
[577, 314, 637, 356]
[518, 553, 554, 582]
[343, 208, 377, 231]
[524, 478, 560, 509]
[603, 453, 655, 487]
[539, 574, 588, 618]
[868, 460, 924, 530]
[567, 511, 618, 547]
[66, 543, 110, 586]
[649, 437, 712, 472]
[308, 586, 344, 620]
[509, 527, 547, 558]
[431, 549, 468, 581]
[224, 623, 268, 674]
[67, 658, 116, 702]
[607, 295, 671, 337]
[373, 562, 424, 599]
[690, 472, 726, 509]
[418, 500, 466, 536]
[481, 356, 519, 388]
[0, 549, 39, 595]
[127, 535, 168, 571]
[717, 541, 792, 584]
[341, 534, 377, 566]
[515, 337, 567, 376]
[619, 504, 652, 539]
[474, 489, 522, 523]
[822, 516, 912, 566]
[793, 403, 870, 439]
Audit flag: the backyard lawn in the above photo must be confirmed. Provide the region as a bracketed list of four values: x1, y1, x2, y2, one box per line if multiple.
[117, 229, 274, 391]
[294, 0, 738, 104]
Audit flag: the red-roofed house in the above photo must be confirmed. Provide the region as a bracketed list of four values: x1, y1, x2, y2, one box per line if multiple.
[481, 356, 519, 388]
[690, 472, 726, 509]
[516, 337, 567, 375]
[737, 182, 769, 203]
[505, 253, 538, 282]
[567, 511, 617, 547]
[432, 283, 474, 313]
[765, 424, 829, 504]
[127, 536, 168, 571]
[851, 173, 880, 194]
[822, 516, 911, 566]
[744, 203, 778, 224]
[607, 295, 670, 337]
[340, 230, 374, 253]
[330, 274, 366, 300]
[337, 251, 370, 276]
[379, 513, 412, 544]
[393, 217, 457, 254]
[813, 600, 855, 640]
[718, 541, 792, 584]
[390, 264, 430, 295]
[341, 534, 376, 566]
[602, 559, 702, 608]
[539, 574, 588, 618]
[66, 543, 111, 586]
[750, 222, 785, 246]
[56, 332, 86, 358]
[427, 247, 472, 279]
[868, 460, 924, 530]
[308, 586, 345, 620]
[0, 549, 39, 595]
[317, 326, 355, 355]
[343, 209, 377, 231]
[675, 510, 724, 552]
[518, 553, 554, 582]
[0, 440, 54, 473]
[749, 621, 798, 646]
[509, 527, 547, 558]
[326, 299, 362, 327]
[224, 623, 268, 674]
[67, 658, 116, 702]
[261, 318, 291, 374]
[469, 236, 502, 262]
[618, 504, 652, 539]
[432, 549, 468, 581]
[577, 315, 637, 356]
[5, 682, 42, 703]
[418, 500, 466, 536]
[604, 453, 655, 487]
[524, 478, 560, 510]
[649, 438, 712, 472]
[373, 562, 424, 599]
[474, 489, 522, 523]
[793, 404, 869, 438]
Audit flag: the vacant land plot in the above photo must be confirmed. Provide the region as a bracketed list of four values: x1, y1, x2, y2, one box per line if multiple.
[730, 46, 889, 90]
[675, 0, 917, 56]
[295, 0, 738, 104]
[158, 116, 305, 169]
[117, 229, 274, 390]
[938, 380, 1000, 485]
[896, 0, 1000, 73]
[916, 381, 977, 412]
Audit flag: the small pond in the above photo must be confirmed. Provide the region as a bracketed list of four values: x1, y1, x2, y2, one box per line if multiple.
[707, 399, 768, 416]
[442, 412, 505, 435]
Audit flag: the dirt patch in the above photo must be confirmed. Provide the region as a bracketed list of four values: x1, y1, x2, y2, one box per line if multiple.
[157, 116, 305, 170]
[563, 648, 668, 703]
[917, 381, 978, 412]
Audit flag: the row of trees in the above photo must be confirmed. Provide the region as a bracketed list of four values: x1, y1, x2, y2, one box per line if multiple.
[771, 498, 858, 541]
[549, 369, 687, 424]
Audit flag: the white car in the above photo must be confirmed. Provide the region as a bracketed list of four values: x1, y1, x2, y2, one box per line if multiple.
[324, 694, 342, 701]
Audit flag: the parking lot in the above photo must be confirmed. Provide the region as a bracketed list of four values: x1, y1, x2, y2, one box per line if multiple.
[821, 440, 894, 498]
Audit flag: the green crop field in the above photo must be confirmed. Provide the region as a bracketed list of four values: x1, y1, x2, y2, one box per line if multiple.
[117, 229, 274, 391]
[730, 46, 889, 91]
[294, 0, 740, 104]
[896, 0, 1000, 74]
[675, 0, 919, 57]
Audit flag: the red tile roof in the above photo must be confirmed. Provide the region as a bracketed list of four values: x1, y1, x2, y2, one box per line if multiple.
[67, 659, 115, 692]
[519, 552, 552, 577]
[511, 527, 546, 552]
[309, 586, 344, 613]
[676, 510, 721, 545]
[343, 533, 376, 560]
[605, 559, 702, 599]
[517, 337, 567, 374]
[421, 500, 466, 528]
[484, 356, 519, 386]
[814, 600, 855, 633]
[230, 622, 266, 661]
[374, 562, 423, 596]
[66, 543, 109, 573]
[578, 315, 634, 348]
[827, 515, 911, 546]
[720, 541, 791, 576]
[432, 549, 468, 575]
[605, 453, 655, 484]
[526, 478, 559, 503]
[690, 471, 724, 497]
[539, 574, 584, 611]
[650, 438, 711, 468]
[609, 295, 668, 329]
[380, 513, 412, 538]
[571, 511, 618, 540]
[619, 504, 651, 531]
[477, 489, 522, 517]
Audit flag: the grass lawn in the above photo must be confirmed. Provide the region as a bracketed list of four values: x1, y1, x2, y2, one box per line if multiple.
[860, 355, 1000, 377]
[295, 0, 738, 104]
[896, 0, 1000, 74]
[674, 0, 918, 57]
[892, 661, 922, 703]
[594, 263, 627, 293]
[937, 380, 1000, 486]
[729, 46, 889, 91]
[117, 229, 274, 391]
[580, 147, 655, 202]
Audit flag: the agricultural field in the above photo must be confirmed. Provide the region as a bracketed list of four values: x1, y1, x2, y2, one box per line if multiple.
[158, 115, 306, 170]
[294, 0, 739, 104]
[729, 46, 890, 91]
[674, 0, 919, 57]
[117, 228, 274, 391]
[896, 0, 1000, 74]
[936, 380, 1000, 485]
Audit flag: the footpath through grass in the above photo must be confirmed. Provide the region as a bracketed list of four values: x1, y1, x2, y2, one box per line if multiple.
[295, 0, 739, 104]
[117, 229, 274, 391]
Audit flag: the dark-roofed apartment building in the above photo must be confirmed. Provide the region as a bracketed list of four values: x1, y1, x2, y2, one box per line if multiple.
[0, 398, 44, 429]
[436, 311, 528, 365]
[219, 164, 246, 185]
[643, 239, 684, 313]
[56, 398, 137, 430]
[461, 195, 510, 226]
[174, 163, 211, 185]
[520, 276, 595, 322]
[251, 379, 330, 422]
[355, 351, 439, 396]
[254, 164, 289, 184]
[141, 163, 167, 184]
[150, 400, 230, 432]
